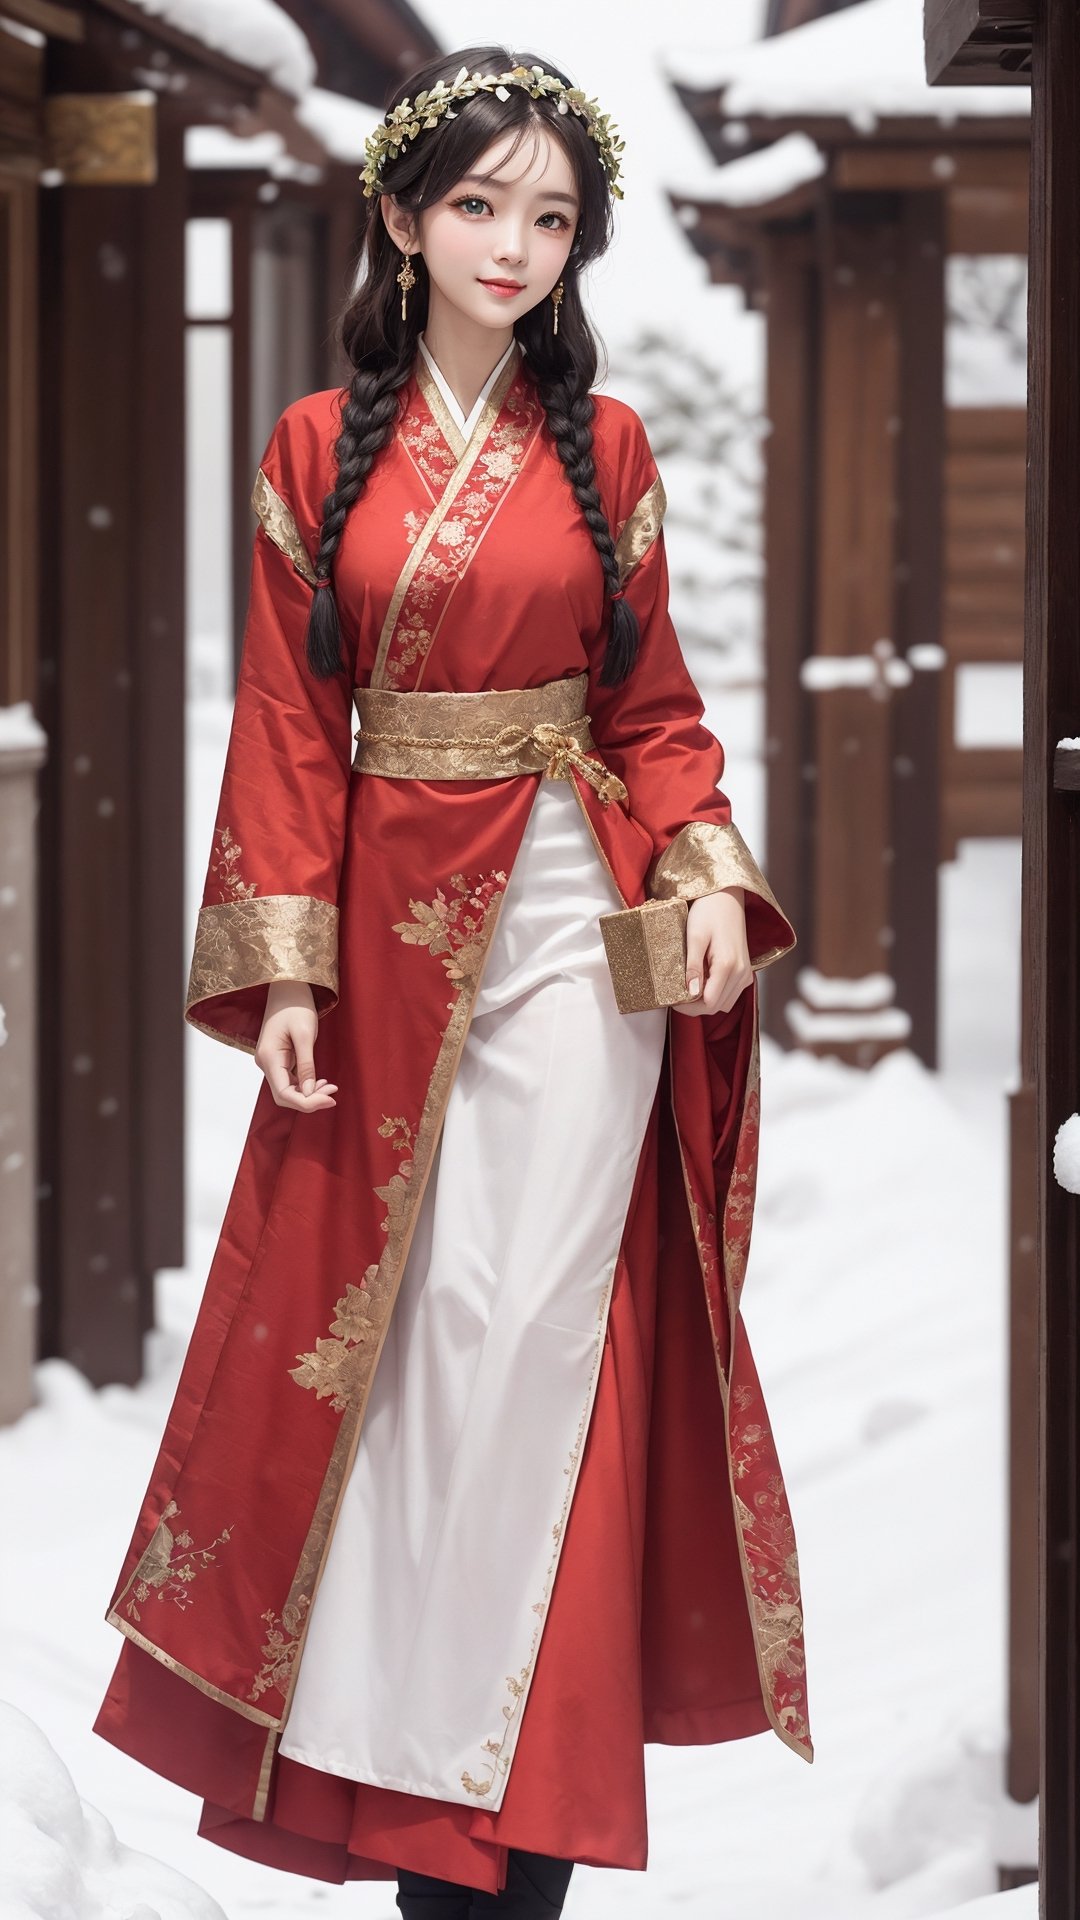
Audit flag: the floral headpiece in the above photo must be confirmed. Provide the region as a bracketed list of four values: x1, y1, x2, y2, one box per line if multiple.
[360, 64, 625, 202]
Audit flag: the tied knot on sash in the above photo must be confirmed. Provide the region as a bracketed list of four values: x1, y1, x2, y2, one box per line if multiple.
[492, 722, 629, 809]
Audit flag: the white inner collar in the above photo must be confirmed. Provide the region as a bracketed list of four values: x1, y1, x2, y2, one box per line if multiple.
[417, 333, 517, 441]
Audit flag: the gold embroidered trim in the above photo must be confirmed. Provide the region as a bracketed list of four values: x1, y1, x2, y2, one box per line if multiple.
[185, 896, 339, 1026]
[414, 354, 469, 462]
[104, 1611, 282, 1730]
[251, 468, 318, 587]
[669, 1007, 813, 1764]
[648, 821, 797, 970]
[615, 474, 667, 586]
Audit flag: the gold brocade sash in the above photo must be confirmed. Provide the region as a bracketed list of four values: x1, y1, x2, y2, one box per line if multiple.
[352, 672, 629, 809]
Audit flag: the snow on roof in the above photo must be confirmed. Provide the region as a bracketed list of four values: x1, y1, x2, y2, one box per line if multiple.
[295, 86, 380, 165]
[184, 124, 322, 181]
[665, 0, 1030, 132]
[124, 0, 315, 100]
[670, 130, 826, 209]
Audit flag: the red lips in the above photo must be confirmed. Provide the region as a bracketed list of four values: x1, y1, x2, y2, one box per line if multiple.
[479, 279, 524, 292]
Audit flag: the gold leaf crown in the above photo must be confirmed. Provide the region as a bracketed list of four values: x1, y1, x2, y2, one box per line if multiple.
[360, 63, 625, 202]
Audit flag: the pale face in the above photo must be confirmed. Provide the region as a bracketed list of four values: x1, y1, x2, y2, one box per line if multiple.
[382, 124, 580, 333]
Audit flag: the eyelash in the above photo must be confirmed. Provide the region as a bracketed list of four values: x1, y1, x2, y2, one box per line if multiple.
[450, 194, 571, 232]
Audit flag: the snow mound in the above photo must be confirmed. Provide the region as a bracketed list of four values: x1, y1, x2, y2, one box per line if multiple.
[0, 1701, 225, 1920]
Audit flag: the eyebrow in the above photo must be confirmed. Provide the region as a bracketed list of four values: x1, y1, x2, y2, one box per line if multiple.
[458, 172, 580, 208]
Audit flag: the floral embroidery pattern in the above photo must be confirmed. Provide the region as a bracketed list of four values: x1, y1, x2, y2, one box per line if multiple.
[374, 1115, 415, 1235]
[401, 409, 458, 494]
[392, 870, 508, 995]
[288, 1265, 387, 1412]
[289, 1115, 418, 1410]
[247, 1595, 310, 1705]
[381, 384, 542, 691]
[209, 824, 257, 902]
[124, 1500, 233, 1622]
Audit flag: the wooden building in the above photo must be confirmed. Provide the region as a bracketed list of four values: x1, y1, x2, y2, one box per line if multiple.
[670, 0, 1040, 1892]
[0, 0, 438, 1410]
[667, 0, 1029, 1071]
[927, 2, 1080, 1910]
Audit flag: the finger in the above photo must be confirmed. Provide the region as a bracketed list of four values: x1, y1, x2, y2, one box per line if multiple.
[684, 919, 709, 1002]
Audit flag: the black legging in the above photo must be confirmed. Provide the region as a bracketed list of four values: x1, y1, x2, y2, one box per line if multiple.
[396, 1846, 575, 1918]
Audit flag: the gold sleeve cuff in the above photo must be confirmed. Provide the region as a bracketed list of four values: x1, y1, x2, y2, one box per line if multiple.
[615, 475, 666, 586]
[251, 468, 318, 587]
[185, 896, 339, 1051]
[648, 821, 797, 971]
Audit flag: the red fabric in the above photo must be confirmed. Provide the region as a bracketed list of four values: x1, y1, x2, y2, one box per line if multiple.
[92, 355, 811, 1893]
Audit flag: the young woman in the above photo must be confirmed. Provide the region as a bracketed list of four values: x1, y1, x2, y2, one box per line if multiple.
[93, 46, 813, 1918]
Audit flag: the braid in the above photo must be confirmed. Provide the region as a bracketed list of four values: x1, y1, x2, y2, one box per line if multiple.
[534, 363, 640, 689]
[304, 354, 414, 680]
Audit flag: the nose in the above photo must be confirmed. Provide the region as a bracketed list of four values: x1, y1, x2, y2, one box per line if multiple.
[491, 219, 527, 268]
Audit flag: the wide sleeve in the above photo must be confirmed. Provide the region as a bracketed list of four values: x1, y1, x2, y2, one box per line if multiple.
[587, 402, 797, 972]
[184, 406, 354, 1052]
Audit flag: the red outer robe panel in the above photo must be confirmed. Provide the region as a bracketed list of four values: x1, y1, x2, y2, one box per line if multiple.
[93, 347, 811, 1895]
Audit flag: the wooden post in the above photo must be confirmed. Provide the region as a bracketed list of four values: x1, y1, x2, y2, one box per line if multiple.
[786, 198, 915, 1066]
[1026, 0, 1080, 1903]
[761, 231, 818, 1049]
[36, 110, 186, 1385]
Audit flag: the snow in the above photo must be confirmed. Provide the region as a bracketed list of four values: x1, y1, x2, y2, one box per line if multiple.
[0, 1700, 225, 1919]
[801, 652, 913, 690]
[664, 0, 1031, 131]
[184, 124, 322, 184]
[295, 87, 380, 165]
[1052, 1112, 1080, 1194]
[797, 968, 896, 1010]
[0, 700, 48, 751]
[123, 0, 314, 99]
[670, 130, 826, 209]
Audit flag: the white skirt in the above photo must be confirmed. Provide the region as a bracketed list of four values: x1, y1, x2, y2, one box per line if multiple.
[278, 775, 669, 1810]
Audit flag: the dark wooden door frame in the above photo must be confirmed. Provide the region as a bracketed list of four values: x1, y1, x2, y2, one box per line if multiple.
[1027, 1, 1080, 1908]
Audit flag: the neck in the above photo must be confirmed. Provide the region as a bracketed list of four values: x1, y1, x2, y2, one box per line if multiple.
[421, 291, 515, 416]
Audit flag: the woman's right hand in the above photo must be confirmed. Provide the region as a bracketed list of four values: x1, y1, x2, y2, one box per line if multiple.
[255, 981, 338, 1112]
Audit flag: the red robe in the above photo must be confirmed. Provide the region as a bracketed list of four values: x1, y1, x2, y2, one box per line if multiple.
[92, 344, 812, 1894]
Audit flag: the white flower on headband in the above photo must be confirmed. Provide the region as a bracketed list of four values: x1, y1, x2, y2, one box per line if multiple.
[360, 64, 625, 201]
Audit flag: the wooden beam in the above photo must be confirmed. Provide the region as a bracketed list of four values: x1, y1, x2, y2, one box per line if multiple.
[834, 143, 1028, 190]
[0, 0, 82, 40]
[924, 0, 1034, 85]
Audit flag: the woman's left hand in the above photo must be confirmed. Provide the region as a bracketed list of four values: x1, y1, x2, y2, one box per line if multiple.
[671, 885, 753, 1017]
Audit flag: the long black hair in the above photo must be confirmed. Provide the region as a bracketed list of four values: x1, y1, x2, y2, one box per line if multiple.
[305, 46, 640, 690]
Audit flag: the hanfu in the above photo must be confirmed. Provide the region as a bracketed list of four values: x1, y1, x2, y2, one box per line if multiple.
[93, 339, 812, 1896]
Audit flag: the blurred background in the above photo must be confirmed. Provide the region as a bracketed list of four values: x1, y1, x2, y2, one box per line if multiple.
[0, 0, 1039, 1915]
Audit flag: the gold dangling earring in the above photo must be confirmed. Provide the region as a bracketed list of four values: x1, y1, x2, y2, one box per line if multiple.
[397, 250, 417, 322]
[550, 279, 564, 335]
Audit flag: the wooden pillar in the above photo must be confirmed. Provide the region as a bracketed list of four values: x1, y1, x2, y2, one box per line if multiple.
[36, 106, 186, 1385]
[786, 197, 916, 1066]
[891, 190, 945, 1070]
[761, 232, 817, 1049]
[1027, 0, 1080, 1901]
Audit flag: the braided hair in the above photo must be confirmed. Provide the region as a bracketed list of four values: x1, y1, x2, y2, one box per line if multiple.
[305, 45, 641, 691]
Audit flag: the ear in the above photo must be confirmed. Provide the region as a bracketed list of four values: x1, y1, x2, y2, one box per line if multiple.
[380, 194, 419, 255]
